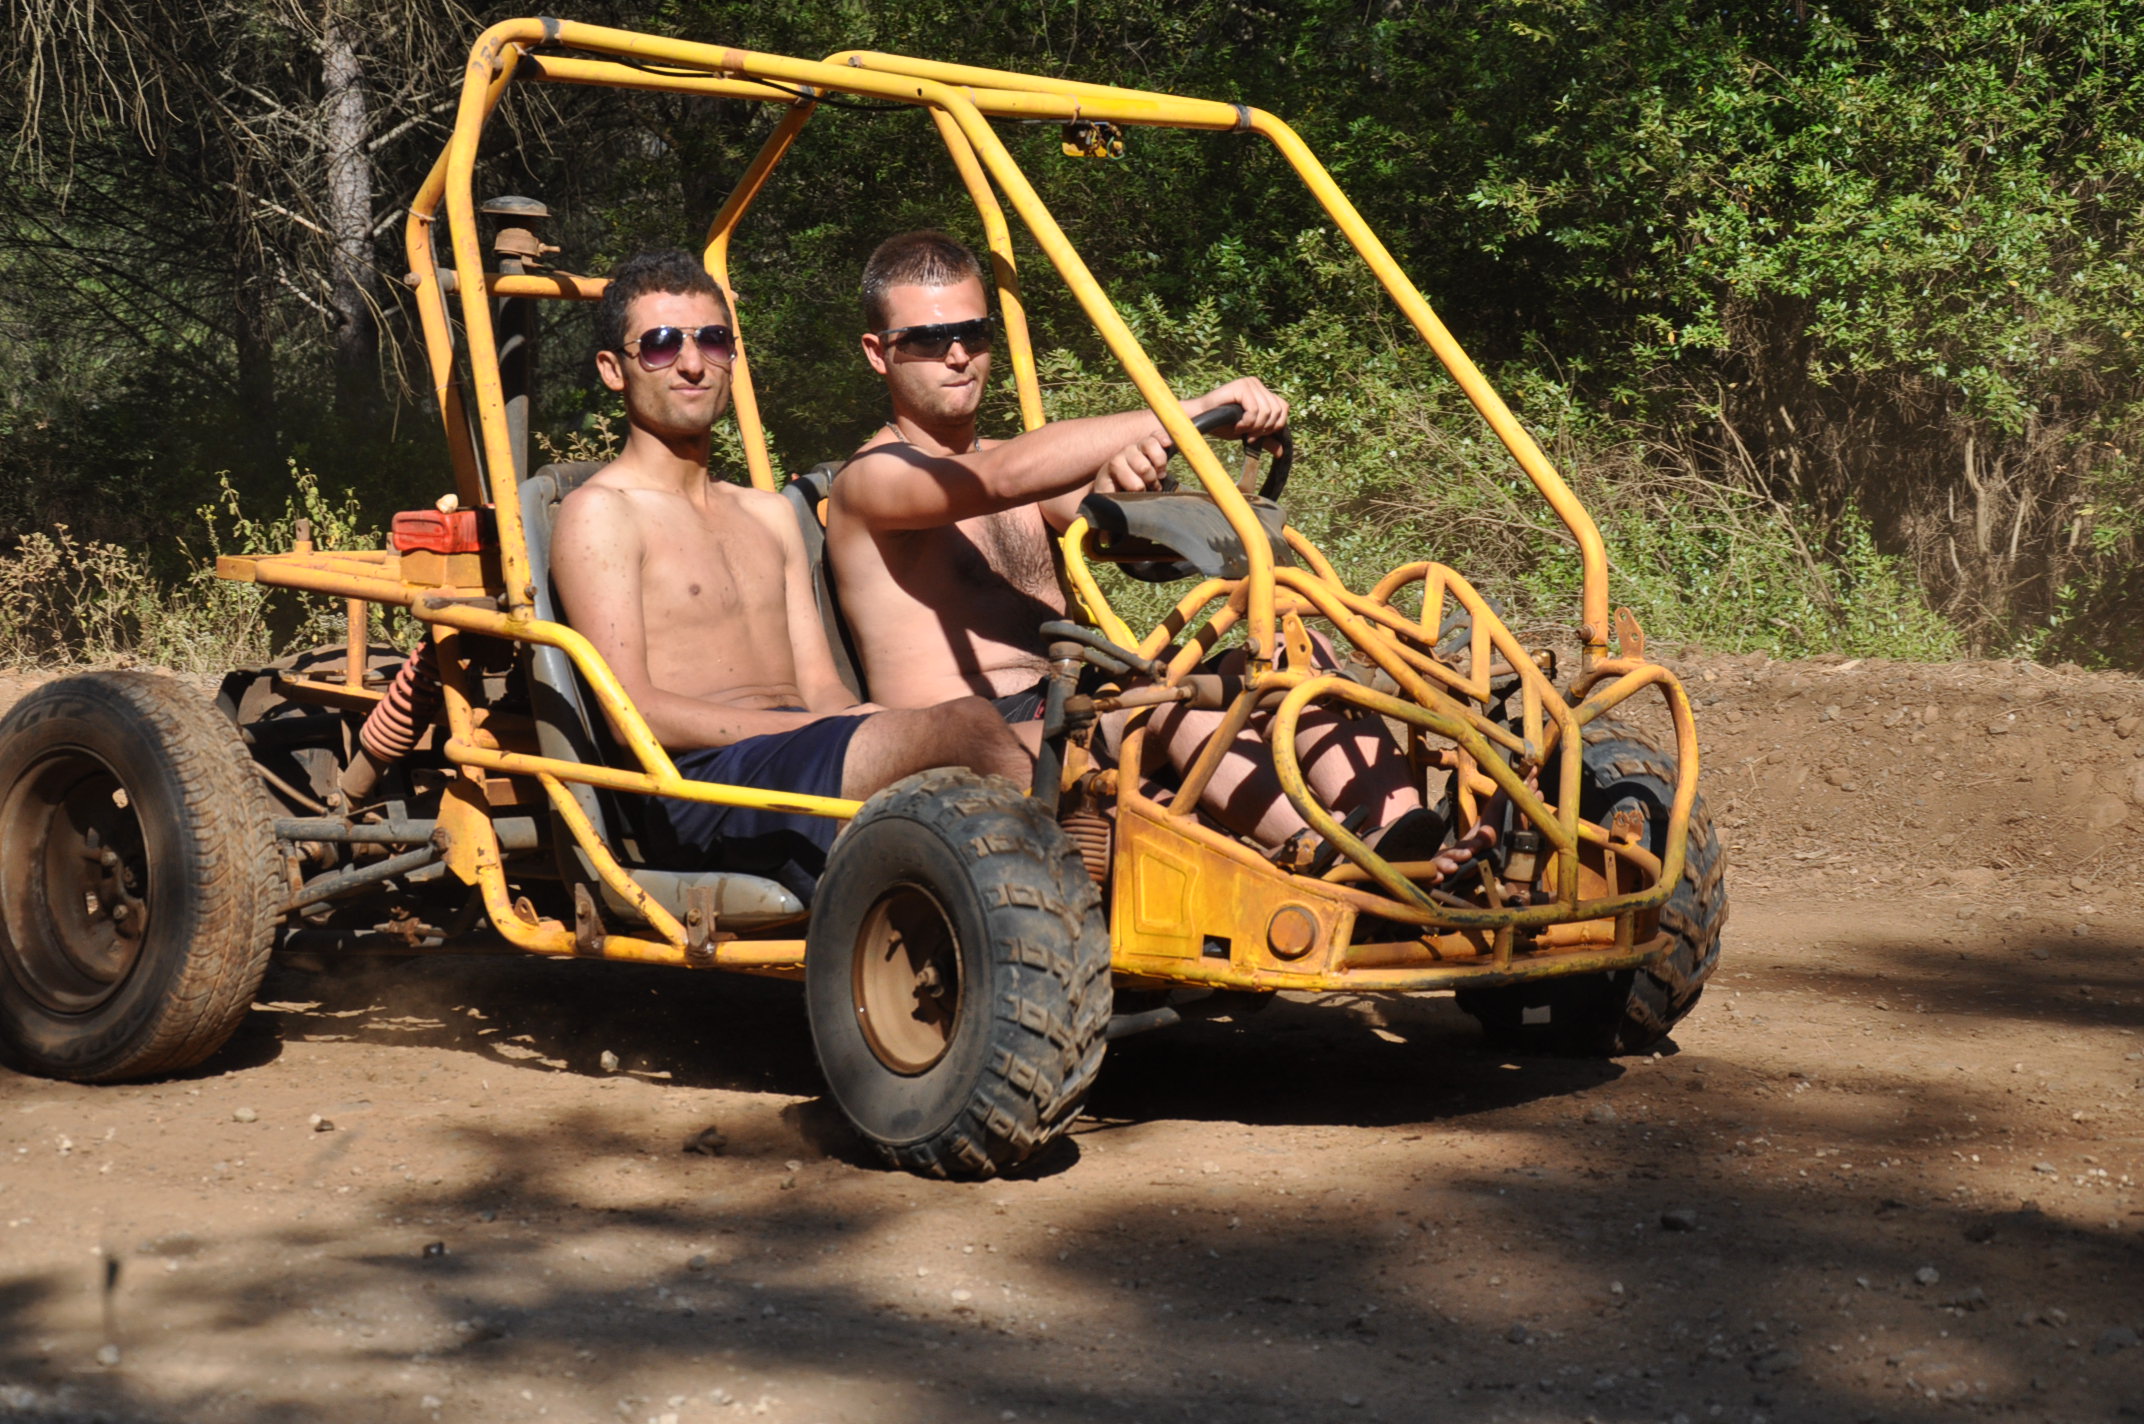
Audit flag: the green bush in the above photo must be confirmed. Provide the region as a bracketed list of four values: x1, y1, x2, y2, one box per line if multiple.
[0, 462, 386, 672]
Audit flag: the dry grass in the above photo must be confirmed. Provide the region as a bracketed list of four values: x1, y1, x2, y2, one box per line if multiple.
[0, 461, 384, 673]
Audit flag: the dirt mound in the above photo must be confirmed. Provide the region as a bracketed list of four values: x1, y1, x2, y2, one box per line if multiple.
[1663, 651, 2144, 894]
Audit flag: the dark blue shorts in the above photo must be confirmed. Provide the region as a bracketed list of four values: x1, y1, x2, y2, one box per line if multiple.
[990, 677, 1048, 724]
[649, 711, 866, 900]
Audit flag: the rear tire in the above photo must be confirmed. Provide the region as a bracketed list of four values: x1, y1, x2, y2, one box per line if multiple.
[1457, 718, 1726, 1055]
[0, 673, 283, 1080]
[806, 769, 1111, 1179]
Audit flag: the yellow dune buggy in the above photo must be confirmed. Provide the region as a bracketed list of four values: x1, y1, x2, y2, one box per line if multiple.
[0, 20, 1724, 1179]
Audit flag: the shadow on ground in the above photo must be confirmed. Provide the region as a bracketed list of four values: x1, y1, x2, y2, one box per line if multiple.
[5, 915, 2139, 1424]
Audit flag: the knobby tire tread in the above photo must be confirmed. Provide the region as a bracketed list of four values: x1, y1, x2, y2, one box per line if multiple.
[822, 768, 1110, 1180]
[121, 675, 283, 1078]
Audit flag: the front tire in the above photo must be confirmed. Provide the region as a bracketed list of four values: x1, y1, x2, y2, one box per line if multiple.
[1457, 717, 1726, 1055]
[0, 673, 283, 1080]
[806, 769, 1111, 1179]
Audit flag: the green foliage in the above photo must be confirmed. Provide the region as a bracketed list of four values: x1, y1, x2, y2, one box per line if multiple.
[1595, 494, 1959, 661]
[9, 0, 2144, 664]
[0, 463, 388, 672]
[0, 526, 244, 671]
[534, 411, 624, 469]
[1465, 0, 2144, 421]
[195, 461, 392, 652]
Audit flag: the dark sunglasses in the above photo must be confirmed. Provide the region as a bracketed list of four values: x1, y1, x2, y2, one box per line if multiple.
[620, 324, 735, 368]
[876, 316, 994, 359]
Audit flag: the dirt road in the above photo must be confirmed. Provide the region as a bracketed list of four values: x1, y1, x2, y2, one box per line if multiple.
[2, 655, 2141, 1424]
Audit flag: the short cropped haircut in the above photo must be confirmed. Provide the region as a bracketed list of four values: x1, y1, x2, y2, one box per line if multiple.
[860, 230, 985, 330]
[595, 249, 728, 355]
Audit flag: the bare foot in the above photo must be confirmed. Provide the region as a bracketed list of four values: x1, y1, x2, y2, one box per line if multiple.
[1423, 820, 1498, 884]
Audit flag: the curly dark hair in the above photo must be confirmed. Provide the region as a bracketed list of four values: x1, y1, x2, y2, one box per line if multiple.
[860, 230, 984, 330]
[595, 249, 729, 355]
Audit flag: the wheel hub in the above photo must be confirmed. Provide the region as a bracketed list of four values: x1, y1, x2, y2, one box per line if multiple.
[851, 884, 960, 1075]
[1, 751, 151, 1014]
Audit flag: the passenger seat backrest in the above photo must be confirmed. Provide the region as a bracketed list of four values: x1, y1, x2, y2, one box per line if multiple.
[518, 462, 638, 854]
[782, 462, 867, 701]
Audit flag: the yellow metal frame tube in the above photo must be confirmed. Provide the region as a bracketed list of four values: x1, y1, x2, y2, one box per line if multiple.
[410, 599, 862, 819]
[537, 772, 691, 947]
[442, 27, 536, 608]
[403, 57, 517, 505]
[417, 596, 678, 778]
[1245, 112, 1610, 663]
[824, 51, 1199, 111]
[486, 272, 607, 300]
[421, 21, 1608, 661]
[1273, 671, 1694, 931]
[1056, 516, 1142, 650]
[703, 100, 819, 492]
[828, 49, 1605, 655]
[1269, 675, 1570, 915]
[522, 53, 793, 101]
[1163, 672, 1280, 819]
[1268, 567, 1576, 777]
[342, 23, 1694, 987]
[924, 108, 1045, 432]
[446, 738, 856, 818]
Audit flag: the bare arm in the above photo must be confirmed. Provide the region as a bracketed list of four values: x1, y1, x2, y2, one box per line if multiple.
[1037, 450, 1141, 533]
[836, 408, 1163, 532]
[743, 490, 868, 715]
[1050, 433, 1291, 532]
[551, 484, 837, 750]
[836, 378, 1290, 533]
[1039, 377, 1293, 531]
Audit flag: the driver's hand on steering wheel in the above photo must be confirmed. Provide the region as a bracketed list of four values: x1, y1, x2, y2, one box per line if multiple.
[1095, 433, 1174, 494]
[1188, 376, 1289, 440]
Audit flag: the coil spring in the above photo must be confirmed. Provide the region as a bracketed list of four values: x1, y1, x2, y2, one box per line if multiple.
[357, 639, 443, 765]
[1060, 808, 1112, 886]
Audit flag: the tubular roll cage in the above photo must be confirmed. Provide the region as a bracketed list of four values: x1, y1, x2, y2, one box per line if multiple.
[218, 18, 1700, 986]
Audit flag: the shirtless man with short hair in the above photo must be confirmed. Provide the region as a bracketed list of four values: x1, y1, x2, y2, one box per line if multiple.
[551, 247, 1027, 897]
[828, 231, 1484, 872]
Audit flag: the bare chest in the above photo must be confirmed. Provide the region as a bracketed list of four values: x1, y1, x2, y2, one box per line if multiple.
[936, 508, 1058, 600]
[641, 511, 784, 628]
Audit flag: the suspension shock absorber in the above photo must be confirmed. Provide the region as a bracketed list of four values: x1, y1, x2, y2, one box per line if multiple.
[337, 638, 443, 806]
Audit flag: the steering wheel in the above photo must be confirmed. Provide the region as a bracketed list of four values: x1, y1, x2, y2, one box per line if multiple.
[1152, 401, 1294, 501]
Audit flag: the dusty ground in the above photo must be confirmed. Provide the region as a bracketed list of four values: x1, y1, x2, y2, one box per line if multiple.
[2, 654, 2142, 1424]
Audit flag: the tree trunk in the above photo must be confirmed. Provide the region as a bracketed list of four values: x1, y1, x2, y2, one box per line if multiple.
[322, 1, 378, 423]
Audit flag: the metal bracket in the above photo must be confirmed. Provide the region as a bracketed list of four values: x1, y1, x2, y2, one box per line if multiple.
[572, 882, 602, 954]
[683, 884, 718, 969]
[1613, 606, 1646, 661]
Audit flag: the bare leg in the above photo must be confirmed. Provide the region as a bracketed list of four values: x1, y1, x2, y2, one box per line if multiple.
[1295, 709, 1420, 828]
[1107, 635, 1489, 880]
[838, 697, 1030, 800]
[1146, 702, 1419, 845]
[1007, 718, 1047, 759]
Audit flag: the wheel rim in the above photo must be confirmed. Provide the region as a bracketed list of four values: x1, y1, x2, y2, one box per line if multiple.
[0, 747, 153, 1014]
[851, 883, 960, 1075]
